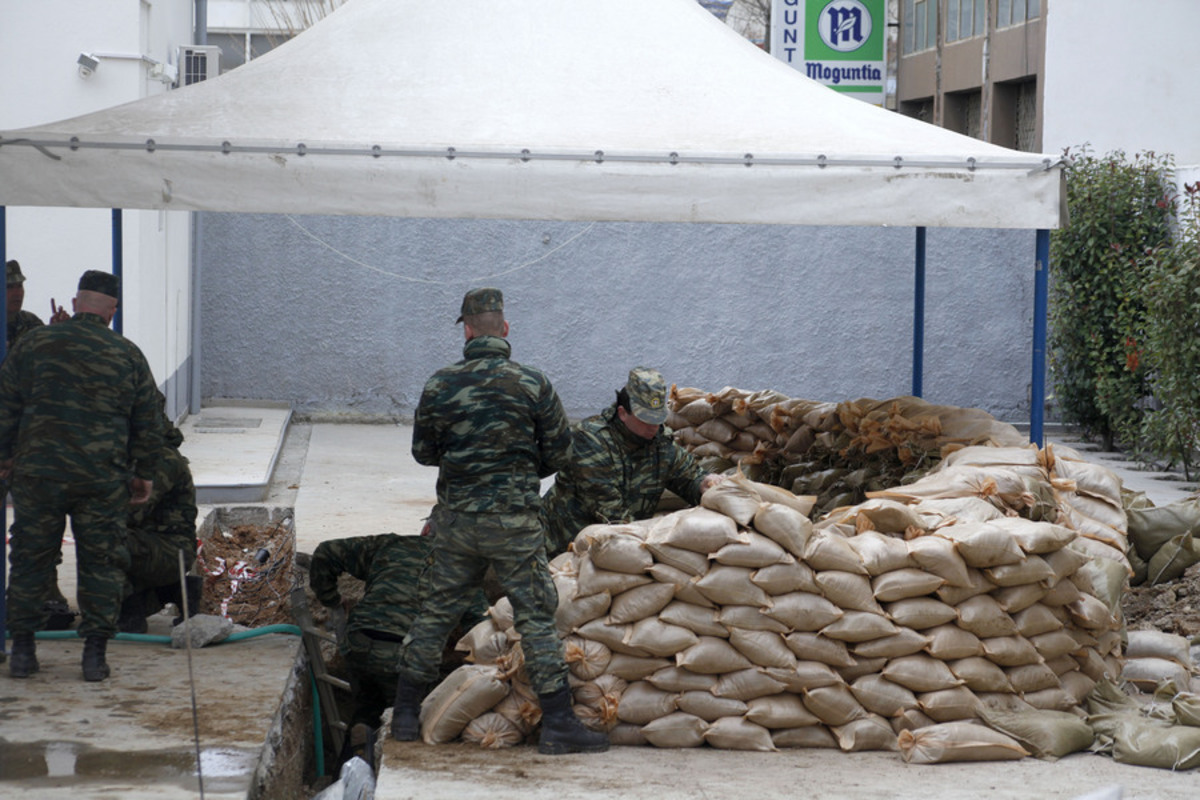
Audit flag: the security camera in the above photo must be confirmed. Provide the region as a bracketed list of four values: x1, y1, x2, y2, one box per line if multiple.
[77, 52, 99, 78]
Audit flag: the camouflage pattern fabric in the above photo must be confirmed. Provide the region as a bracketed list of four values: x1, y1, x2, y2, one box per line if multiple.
[0, 312, 163, 637]
[400, 334, 571, 694]
[5, 309, 44, 353]
[0, 313, 162, 483]
[309, 533, 487, 645]
[411, 335, 571, 513]
[310, 533, 489, 728]
[125, 445, 198, 595]
[399, 505, 565, 694]
[7, 479, 130, 637]
[540, 404, 706, 558]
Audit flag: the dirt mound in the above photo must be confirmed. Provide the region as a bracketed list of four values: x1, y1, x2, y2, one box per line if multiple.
[1121, 562, 1200, 638]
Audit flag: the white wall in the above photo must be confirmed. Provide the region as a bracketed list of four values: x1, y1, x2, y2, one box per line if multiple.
[1043, 0, 1200, 167]
[0, 0, 196, 418]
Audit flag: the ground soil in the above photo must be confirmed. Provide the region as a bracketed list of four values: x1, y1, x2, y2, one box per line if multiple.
[197, 522, 297, 627]
[1121, 561, 1200, 638]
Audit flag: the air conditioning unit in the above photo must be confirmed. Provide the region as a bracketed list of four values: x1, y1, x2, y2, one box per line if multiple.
[175, 45, 220, 87]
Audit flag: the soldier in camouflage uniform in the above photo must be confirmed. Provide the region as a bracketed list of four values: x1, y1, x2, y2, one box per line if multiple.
[5, 260, 46, 352]
[116, 408, 200, 634]
[540, 367, 724, 557]
[309, 533, 488, 731]
[392, 287, 607, 755]
[0, 270, 162, 681]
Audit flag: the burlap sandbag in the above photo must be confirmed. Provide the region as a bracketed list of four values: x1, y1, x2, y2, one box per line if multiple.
[641, 711, 708, 748]
[675, 636, 755, 674]
[712, 530, 794, 568]
[872, 568, 945, 602]
[616, 681, 678, 725]
[833, 714, 900, 751]
[658, 600, 727, 637]
[420, 664, 510, 745]
[646, 665, 718, 693]
[647, 563, 716, 607]
[991, 583, 1047, 614]
[606, 582, 677, 625]
[764, 592, 843, 631]
[676, 691, 749, 722]
[745, 693, 823, 729]
[752, 560, 820, 595]
[784, 632, 856, 667]
[712, 667, 789, 701]
[820, 611, 900, 643]
[1125, 630, 1193, 667]
[772, 725, 840, 749]
[977, 706, 1094, 760]
[898, 721, 1029, 763]
[850, 674, 919, 718]
[848, 531, 915, 576]
[1011, 603, 1066, 638]
[703, 716, 777, 751]
[753, 502, 813, 559]
[719, 605, 790, 633]
[462, 712, 524, 749]
[924, 624, 984, 660]
[563, 635, 612, 681]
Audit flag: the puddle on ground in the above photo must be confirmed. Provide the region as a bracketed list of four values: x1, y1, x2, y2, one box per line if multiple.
[0, 738, 258, 793]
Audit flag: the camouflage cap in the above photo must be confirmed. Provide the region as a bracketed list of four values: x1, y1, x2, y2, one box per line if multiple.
[456, 287, 504, 323]
[6, 260, 25, 287]
[626, 367, 668, 426]
[78, 269, 120, 299]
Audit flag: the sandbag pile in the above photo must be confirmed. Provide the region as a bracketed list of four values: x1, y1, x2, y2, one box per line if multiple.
[441, 471, 1127, 754]
[1124, 496, 1200, 586]
[1120, 630, 1195, 694]
[668, 388, 1030, 519]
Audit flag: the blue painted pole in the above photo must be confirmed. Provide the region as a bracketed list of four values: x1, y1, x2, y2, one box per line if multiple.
[1, 204, 7, 651]
[112, 209, 124, 334]
[912, 227, 926, 397]
[1031, 229, 1050, 446]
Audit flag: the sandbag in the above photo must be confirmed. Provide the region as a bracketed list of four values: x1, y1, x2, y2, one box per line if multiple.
[977, 706, 1095, 760]
[420, 665, 510, 745]
[898, 721, 1029, 763]
[1126, 630, 1194, 668]
[872, 568, 945, 602]
[641, 711, 708, 748]
[616, 681, 679, 725]
[676, 690, 750, 721]
[753, 502, 813, 558]
[646, 665, 718, 693]
[703, 716, 777, 751]
[832, 714, 899, 751]
[606, 582, 677, 624]
[848, 531, 914, 576]
[699, 478, 763, 526]
[745, 693, 823, 729]
[772, 725, 840, 749]
[462, 712, 524, 749]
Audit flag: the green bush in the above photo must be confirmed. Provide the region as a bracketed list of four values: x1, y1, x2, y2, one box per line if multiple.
[1138, 181, 1200, 479]
[1049, 148, 1175, 450]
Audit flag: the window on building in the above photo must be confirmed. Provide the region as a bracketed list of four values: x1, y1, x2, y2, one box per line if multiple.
[998, 0, 1041, 29]
[993, 78, 1038, 151]
[944, 90, 982, 140]
[946, 0, 986, 43]
[208, 33, 284, 71]
[903, 0, 938, 54]
[900, 97, 934, 124]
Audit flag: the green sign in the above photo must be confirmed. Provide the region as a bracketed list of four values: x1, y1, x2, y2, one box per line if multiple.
[770, 0, 887, 105]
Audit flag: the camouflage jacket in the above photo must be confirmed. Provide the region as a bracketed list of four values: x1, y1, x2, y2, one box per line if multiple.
[540, 404, 705, 554]
[128, 446, 197, 544]
[0, 312, 163, 484]
[6, 310, 44, 354]
[309, 533, 486, 639]
[412, 335, 570, 514]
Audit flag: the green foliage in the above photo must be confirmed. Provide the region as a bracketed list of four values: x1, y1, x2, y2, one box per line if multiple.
[1137, 182, 1200, 479]
[1049, 148, 1175, 449]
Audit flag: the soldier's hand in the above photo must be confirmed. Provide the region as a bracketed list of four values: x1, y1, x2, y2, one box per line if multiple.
[49, 299, 71, 324]
[0, 458, 12, 481]
[129, 476, 154, 505]
[700, 473, 725, 493]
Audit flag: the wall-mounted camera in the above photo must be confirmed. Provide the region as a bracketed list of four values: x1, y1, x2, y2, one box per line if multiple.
[77, 52, 99, 78]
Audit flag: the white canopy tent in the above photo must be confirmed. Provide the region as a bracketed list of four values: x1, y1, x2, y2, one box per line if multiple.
[0, 0, 1062, 228]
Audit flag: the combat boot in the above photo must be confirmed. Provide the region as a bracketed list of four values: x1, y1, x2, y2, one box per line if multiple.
[9, 631, 39, 678]
[81, 635, 111, 681]
[162, 576, 204, 626]
[537, 685, 610, 755]
[117, 592, 148, 634]
[390, 677, 425, 741]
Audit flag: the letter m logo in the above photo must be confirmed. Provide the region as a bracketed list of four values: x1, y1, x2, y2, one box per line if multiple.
[826, 7, 864, 46]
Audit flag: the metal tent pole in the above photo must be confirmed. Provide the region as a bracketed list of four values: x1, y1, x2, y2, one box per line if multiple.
[1031, 229, 1050, 446]
[912, 226, 926, 397]
[112, 209, 124, 335]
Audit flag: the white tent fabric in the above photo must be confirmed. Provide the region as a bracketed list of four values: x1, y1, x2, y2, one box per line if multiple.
[0, 0, 1062, 228]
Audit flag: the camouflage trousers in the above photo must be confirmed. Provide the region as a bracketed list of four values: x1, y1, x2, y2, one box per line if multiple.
[125, 527, 197, 596]
[398, 505, 566, 695]
[344, 630, 404, 728]
[7, 478, 130, 638]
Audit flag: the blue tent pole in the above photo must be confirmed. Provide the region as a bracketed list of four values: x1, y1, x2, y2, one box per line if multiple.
[1, 204, 7, 652]
[112, 209, 123, 335]
[912, 227, 926, 397]
[1031, 229, 1050, 446]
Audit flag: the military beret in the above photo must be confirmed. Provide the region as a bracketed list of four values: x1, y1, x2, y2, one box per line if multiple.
[78, 270, 120, 299]
[456, 287, 504, 323]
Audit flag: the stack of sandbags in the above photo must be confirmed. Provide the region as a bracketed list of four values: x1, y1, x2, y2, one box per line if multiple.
[1124, 495, 1200, 586]
[445, 471, 1125, 752]
[668, 388, 1032, 519]
[1121, 630, 1195, 693]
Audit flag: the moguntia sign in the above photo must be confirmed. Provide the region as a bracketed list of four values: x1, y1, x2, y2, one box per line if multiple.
[770, 0, 886, 106]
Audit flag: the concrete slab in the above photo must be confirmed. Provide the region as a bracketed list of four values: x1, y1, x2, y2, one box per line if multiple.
[180, 401, 292, 505]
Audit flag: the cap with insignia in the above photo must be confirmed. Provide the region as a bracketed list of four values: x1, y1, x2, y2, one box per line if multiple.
[456, 287, 504, 323]
[78, 270, 120, 299]
[626, 367, 668, 426]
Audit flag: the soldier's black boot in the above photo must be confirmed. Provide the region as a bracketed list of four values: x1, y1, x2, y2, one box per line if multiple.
[537, 685, 610, 755]
[81, 635, 111, 682]
[9, 632, 39, 678]
[390, 677, 424, 742]
[163, 576, 203, 626]
[117, 592, 148, 634]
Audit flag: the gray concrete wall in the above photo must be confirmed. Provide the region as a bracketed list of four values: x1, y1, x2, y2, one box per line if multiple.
[199, 214, 1035, 423]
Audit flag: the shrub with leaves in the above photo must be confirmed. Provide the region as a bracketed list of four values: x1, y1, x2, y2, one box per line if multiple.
[1049, 147, 1176, 449]
[1138, 181, 1200, 479]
